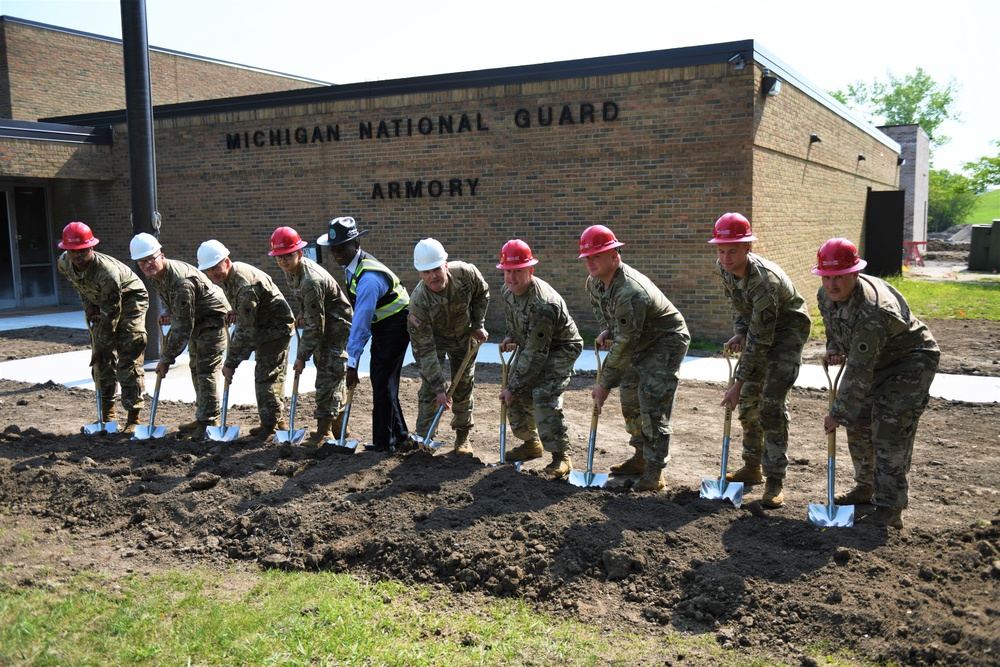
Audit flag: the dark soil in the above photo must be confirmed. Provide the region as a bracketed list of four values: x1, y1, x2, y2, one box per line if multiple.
[1, 320, 998, 667]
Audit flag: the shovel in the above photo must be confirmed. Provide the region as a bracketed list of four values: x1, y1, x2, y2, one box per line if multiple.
[83, 318, 118, 434]
[133, 325, 169, 441]
[489, 345, 521, 470]
[808, 361, 854, 528]
[274, 370, 306, 444]
[569, 342, 609, 488]
[206, 326, 240, 441]
[414, 337, 481, 450]
[275, 326, 306, 444]
[330, 385, 360, 452]
[700, 351, 744, 507]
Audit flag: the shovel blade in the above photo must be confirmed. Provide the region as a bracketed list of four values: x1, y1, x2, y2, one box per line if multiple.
[132, 424, 167, 441]
[206, 425, 240, 442]
[83, 420, 118, 435]
[411, 434, 442, 450]
[568, 470, 609, 488]
[327, 437, 359, 452]
[274, 427, 306, 444]
[700, 478, 744, 508]
[807, 503, 854, 528]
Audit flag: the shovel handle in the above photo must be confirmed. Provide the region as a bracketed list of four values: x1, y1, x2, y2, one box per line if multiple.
[447, 337, 481, 400]
[822, 361, 845, 457]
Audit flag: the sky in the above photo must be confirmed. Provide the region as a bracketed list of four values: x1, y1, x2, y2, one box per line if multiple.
[1, 0, 996, 173]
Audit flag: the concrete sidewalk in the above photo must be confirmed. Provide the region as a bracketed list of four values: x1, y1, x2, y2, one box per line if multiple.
[0, 310, 996, 405]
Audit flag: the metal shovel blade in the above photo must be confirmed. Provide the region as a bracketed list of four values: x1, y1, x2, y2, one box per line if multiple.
[568, 470, 608, 488]
[132, 424, 167, 440]
[328, 401, 359, 452]
[83, 420, 118, 435]
[206, 424, 240, 442]
[275, 428, 307, 445]
[808, 502, 854, 528]
[700, 478, 744, 508]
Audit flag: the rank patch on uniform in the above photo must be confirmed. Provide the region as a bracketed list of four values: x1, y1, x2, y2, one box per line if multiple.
[408, 314, 422, 328]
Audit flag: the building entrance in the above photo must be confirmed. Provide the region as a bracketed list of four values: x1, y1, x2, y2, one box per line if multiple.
[0, 186, 57, 309]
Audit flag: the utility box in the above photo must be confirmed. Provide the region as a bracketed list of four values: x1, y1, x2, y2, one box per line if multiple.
[989, 220, 1000, 273]
[969, 224, 992, 271]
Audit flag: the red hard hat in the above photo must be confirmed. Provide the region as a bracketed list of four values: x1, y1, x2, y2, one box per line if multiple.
[496, 239, 538, 269]
[708, 213, 757, 244]
[58, 222, 99, 250]
[811, 238, 867, 276]
[578, 225, 624, 258]
[268, 226, 308, 256]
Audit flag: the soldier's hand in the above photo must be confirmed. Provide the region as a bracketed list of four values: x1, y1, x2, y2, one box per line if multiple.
[225, 310, 237, 325]
[592, 385, 609, 415]
[499, 337, 515, 353]
[724, 334, 745, 354]
[825, 349, 844, 366]
[296, 315, 305, 328]
[158, 313, 173, 326]
[346, 367, 359, 390]
[221, 366, 235, 383]
[89, 348, 104, 367]
[435, 391, 452, 408]
[823, 415, 840, 435]
[293, 358, 306, 374]
[156, 361, 170, 377]
[720, 380, 743, 411]
[595, 329, 612, 351]
[499, 388, 514, 407]
[471, 328, 488, 343]
[85, 304, 101, 324]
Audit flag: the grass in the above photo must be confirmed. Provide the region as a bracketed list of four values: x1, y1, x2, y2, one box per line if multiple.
[964, 188, 1000, 225]
[0, 567, 877, 667]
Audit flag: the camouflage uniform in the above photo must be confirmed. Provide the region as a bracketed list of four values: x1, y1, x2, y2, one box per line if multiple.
[407, 261, 490, 437]
[57, 251, 147, 413]
[502, 277, 583, 454]
[588, 262, 690, 471]
[285, 257, 352, 420]
[818, 274, 939, 510]
[221, 261, 295, 426]
[150, 259, 229, 423]
[717, 254, 811, 478]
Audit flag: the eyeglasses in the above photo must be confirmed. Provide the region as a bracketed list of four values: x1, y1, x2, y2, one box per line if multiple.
[137, 254, 161, 267]
[275, 253, 297, 263]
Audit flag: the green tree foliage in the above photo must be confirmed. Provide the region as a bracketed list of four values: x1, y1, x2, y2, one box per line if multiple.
[963, 140, 1000, 193]
[831, 67, 960, 150]
[928, 170, 977, 231]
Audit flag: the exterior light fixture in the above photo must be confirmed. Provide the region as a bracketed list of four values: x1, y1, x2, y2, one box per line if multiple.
[857, 154, 866, 161]
[761, 68, 781, 96]
[810, 133, 822, 143]
[897, 156, 906, 166]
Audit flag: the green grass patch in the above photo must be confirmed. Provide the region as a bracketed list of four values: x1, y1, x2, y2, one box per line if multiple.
[964, 188, 1000, 225]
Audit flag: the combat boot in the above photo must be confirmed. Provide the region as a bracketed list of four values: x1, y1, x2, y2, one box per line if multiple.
[305, 418, 335, 448]
[251, 419, 287, 442]
[331, 410, 349, 440]
[453, 429, 474, 457]
[101, 400, 118, 423]
[505, 437, 543, 462]
[543, 451, 571, 478]
[761, 477, 784, 508]
[610, 449, 645, 474]
[726, 464, 763, 484]
[121, 408, 142, 436]
[178, 419, 203, 433]
[866, 506, 903, 529]
[834, 484, 874, 505]
[636, 466, 665, 492]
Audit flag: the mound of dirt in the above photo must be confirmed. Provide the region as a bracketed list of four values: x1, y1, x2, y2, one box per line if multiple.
[1, 320, 998, 666]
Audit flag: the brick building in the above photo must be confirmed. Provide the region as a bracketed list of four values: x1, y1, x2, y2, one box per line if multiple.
[1, 17, 906, 341]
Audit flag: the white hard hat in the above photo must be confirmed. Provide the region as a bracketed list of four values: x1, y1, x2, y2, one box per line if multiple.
[413, 238, 448, 271]
[197, 239, 230, 271]
[129, 232, 162, 261]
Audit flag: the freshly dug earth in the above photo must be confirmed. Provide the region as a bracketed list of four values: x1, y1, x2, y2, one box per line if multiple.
[1, 320, 998, 667]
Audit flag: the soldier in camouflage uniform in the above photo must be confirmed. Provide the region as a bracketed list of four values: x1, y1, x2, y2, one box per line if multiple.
[56, 222, 147, 434]
[814, 238, 939, 529]
[270, 226, 353, 447]
[579, 225, 690, 492]
[497, 239, 582, 478]
[198, 239, 295, 440]
[710, 213, 811, 508]
[407, 238, 490, 457]
[131, 233, 229, 440]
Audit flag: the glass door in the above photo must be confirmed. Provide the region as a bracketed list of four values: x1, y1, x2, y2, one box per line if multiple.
[0, 186, 57, 310]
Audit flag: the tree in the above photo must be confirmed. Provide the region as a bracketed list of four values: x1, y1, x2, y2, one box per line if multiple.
[927, 170, 977, 231]
[963, 140, 1000, 193]
[831, 67, 960, 150]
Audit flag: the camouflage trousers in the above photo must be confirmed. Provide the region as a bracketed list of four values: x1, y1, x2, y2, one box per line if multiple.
[250, 333, 291, 426]
[619, 333, 689, 470]
[313, 344, 347, 421]
[189, 322, 225, 423]
[93, 296, 147, 412]
[415, 341, 477, 438]
[845, 350, 939, 510]
[737, 327, 808, 479]
[508, 364, 574, 455]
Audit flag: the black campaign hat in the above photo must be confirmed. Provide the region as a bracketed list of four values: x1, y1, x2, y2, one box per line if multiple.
[316, 216, 370, 246]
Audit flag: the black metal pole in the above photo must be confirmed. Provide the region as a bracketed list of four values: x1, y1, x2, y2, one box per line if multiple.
[120, 0, 161, 360]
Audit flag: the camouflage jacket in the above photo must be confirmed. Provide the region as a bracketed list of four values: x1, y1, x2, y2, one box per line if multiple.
[150, 258, 230, 366]
[57, 251, 147, 341]
[407, 261, 490, 394]
[221, 261, 294, 367]
[587, 262, 689, 389]
[286, 257, 352, 362]
[818, 274, 939, 425]
[716, 253, 811, 384]
[502, 277, 582, 394]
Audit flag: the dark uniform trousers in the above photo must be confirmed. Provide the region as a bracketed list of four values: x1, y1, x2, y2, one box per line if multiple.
[370, 308, 411, 447]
